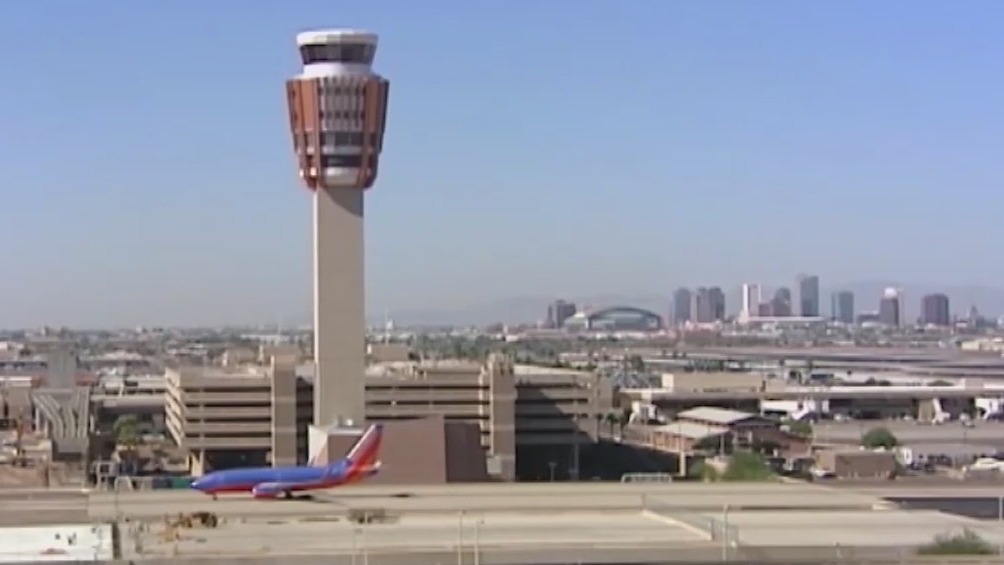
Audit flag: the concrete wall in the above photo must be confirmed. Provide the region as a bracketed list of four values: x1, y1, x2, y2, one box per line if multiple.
[22, 545, 973, 565]
[816, 449, 897, 478]
[269, 358, 297, 467]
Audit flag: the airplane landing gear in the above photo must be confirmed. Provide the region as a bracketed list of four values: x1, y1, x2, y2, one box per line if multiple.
[283, 490, 293, 500]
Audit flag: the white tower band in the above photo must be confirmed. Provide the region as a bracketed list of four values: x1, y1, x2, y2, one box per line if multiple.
[285, 29, 390, 434]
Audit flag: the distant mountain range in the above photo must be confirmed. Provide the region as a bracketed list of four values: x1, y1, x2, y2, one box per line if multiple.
[379, 282, 1004, 327]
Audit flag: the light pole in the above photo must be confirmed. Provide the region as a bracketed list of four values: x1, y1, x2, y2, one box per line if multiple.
[997, 496, 1002, 555]
[721, 504, 731, 562]
[473, 517, 483, 565]
[457, 510, 465, 565]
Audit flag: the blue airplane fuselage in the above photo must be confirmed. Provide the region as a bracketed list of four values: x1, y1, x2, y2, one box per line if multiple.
[190, 423, 383, 498]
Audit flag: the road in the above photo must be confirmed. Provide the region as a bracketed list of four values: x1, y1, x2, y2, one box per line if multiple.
[813, 420, 1004, 446]
[0, 489, 89, 526]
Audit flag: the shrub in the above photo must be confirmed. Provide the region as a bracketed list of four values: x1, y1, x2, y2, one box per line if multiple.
[861, 427, 898, 449]
[721, 451, 774, 482]
[917, 529, 997, 556]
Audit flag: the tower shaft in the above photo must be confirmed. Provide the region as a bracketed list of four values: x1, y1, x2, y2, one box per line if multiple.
[313, 186, 366, 427]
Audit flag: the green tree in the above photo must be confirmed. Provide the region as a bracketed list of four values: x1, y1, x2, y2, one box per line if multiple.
[787, 420, 813, 438]
[917, 529, 996, 556]
[861, 427, 898, 449]
[113, 414, 142, 473]
[691, 460, 719, 482]
[721, 451, 774, 482]
[113, 414, 140, 448]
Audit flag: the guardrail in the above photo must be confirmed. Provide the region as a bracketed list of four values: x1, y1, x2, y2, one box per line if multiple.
[621, 472, 674, 483]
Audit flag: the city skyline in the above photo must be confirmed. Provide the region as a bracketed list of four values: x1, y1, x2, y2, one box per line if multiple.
[4, 1, 1004, 328]
[7, 278, 994, 331]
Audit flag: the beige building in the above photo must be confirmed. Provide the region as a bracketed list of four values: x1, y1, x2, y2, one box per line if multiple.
[165, 353, 613, 481]
[660, 372, 769, 394]
[165, 358, 310, 475]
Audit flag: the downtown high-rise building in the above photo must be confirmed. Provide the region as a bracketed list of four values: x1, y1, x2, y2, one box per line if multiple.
[879, 288, 902, 327]
[740, 283, 762, 320]
[770, 287, 792, 317]
[546, 300, 577, 329]
[831, 291, 855, 324]
[795, 274, 820, 317]
[692, 287, 726, 324]
[920, 293, 950, 327]
[672, 288, 692, 325]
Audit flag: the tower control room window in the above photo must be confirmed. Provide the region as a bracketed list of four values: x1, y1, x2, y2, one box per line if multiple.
[300, 43, 375, 65]
[320, 154, 377, 169]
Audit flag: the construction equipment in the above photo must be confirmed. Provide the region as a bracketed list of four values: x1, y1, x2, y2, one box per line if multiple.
[161, 511, 220, 542]
[165, 511, 219, 530]
[347, 507, 389, 524]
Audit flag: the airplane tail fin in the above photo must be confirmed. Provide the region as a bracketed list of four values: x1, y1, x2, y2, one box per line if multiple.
[345, 423, 384, 470]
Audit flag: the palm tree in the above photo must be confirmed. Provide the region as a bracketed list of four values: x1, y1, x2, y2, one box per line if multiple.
[113, 415, 141, 473]
[605, 412, 620, 437]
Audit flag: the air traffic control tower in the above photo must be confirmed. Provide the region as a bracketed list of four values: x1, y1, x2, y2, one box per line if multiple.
[285, 29, 390, 443]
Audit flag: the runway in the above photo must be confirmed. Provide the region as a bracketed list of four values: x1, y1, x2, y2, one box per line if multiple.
[80, 482, 891, 521]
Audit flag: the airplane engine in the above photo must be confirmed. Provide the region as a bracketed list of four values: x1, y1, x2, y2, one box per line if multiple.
[251, 483, 285, 499]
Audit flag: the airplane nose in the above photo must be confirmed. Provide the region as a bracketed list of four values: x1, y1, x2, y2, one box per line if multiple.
[190, 478, 204, 490]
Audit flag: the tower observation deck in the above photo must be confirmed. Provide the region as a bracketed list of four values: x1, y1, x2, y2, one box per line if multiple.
[285, 29, 391, 435]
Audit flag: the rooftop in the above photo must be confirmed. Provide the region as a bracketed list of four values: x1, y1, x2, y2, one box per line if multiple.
[296, 29, 378, 47]
[678, 406, 757, 425]
[654, 420, 728, 440]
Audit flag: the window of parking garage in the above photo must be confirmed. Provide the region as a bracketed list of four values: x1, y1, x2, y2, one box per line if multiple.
[192, 402, 270, 409]
[195, 432, 270, 439]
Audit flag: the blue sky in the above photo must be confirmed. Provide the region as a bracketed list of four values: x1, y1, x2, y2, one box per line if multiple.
[3, 0, 1004, 328]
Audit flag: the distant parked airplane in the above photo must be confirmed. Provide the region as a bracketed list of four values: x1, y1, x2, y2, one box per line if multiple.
[190, 423, 383, 499]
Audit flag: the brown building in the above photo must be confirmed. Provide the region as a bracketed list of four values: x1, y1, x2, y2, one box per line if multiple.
[164, 353, 613, 482]
[815, 448, 897, 479]
[648, 407, 807, 456]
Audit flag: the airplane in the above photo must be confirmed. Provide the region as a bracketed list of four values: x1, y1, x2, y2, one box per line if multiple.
[190, 422, 383, 499]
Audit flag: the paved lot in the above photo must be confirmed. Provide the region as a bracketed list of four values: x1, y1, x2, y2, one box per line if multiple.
[0, 523, 113, 562]
[719, 509, 1004, 547]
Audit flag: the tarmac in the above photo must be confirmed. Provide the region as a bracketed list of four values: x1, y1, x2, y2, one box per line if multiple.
[6, 482, 1004, 563]
[0, 482, 893, 523]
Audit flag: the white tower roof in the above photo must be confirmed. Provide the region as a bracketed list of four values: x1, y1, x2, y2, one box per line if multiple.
[296, 29, 378, 46]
